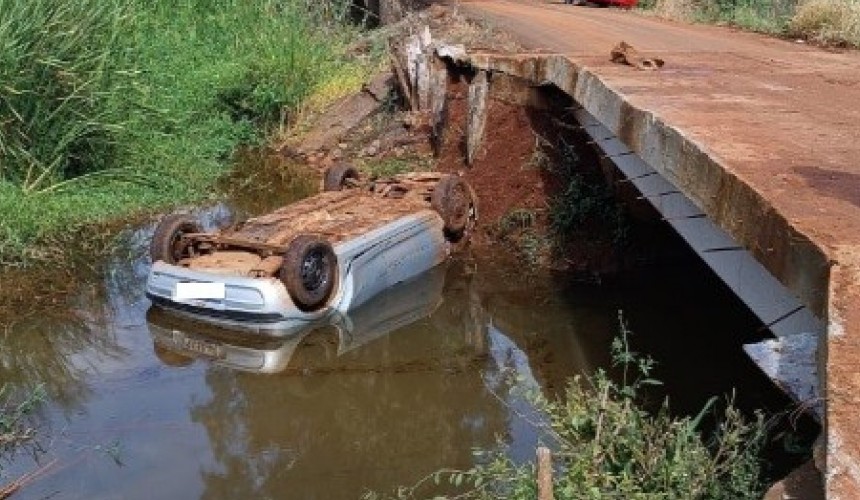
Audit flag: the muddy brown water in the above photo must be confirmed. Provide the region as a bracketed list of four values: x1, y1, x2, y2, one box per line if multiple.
[0, 153, 816, 498]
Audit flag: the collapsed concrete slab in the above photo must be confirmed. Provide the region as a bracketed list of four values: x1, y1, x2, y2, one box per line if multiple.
[744, 333, 822, 420]
[466, 70, 490, 165]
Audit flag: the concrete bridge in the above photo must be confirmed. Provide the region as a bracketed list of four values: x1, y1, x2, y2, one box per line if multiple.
[444, 0, 860, 497]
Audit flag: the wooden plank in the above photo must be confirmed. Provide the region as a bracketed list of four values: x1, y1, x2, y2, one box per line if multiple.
[537, 447, 554, 500]
[387, 39, 416, 111]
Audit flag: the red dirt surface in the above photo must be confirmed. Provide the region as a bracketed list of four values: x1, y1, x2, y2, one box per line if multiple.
[436, 77, 551, 235]
[434, 73, 631, 273]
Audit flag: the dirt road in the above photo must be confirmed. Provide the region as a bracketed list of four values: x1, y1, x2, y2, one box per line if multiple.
[459, 0, 860, 253]
[458, 1, 860, 498]
[464, 1, 842, 53]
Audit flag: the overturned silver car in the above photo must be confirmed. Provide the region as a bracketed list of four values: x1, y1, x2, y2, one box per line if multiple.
[145, 166, 477, 336]
[148, 262, 449, 373]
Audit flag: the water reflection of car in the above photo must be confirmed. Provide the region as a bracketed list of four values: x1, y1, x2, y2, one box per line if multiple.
[145, 166, 476, 336]
[148, 264, 448, 373]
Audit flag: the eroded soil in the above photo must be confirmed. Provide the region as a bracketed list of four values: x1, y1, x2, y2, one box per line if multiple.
[288, 52, 637, 274]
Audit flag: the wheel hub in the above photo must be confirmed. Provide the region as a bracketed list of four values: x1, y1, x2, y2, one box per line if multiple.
[301, 250, 327, 291]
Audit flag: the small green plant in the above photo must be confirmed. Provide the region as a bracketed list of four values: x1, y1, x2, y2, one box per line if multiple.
[493, 208, 551, 267]
[526, 142, 553, 171]
[518, 231, 551, 268]
[496, 208, 538, 236]
[362, 157, 430, 178]
[366, 314, 766, 499]
[0, 384, 45, 459]
[543, 140, 627, 247]
[500, 133, 629, 268]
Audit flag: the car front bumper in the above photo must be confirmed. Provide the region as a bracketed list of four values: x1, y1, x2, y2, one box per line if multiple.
[145, 261, 329, 335]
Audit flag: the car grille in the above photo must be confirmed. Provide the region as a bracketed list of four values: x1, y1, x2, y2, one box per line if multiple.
[147, 271, 267, 312]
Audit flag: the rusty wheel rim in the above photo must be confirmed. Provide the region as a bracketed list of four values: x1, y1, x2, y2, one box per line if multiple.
[169, 234, 191, 262]
[301, 249, 329, 292]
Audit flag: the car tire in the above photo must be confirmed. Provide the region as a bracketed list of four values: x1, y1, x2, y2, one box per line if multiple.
[150, 214, 202, 264]
[281, 235, 338, 311]
[431, 175, 477, 241]
[323, 163, 360, 191]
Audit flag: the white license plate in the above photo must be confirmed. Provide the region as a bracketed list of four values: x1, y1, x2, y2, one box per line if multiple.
[173, 282, 225, 301]
[171, 331, 225, 359]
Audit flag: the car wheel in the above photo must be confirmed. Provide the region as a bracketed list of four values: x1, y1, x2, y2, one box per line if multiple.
[150, 214, 202, 264]
[282, 235, 338, 311]
[431, 175, 478, 243]
[323, 163, 360, 191]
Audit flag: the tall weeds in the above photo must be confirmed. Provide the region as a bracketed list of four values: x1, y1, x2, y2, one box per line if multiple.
[0, 0, 130, 192]
[642, 0, 798, 33]
[641, 0, 860, 46]
[0, 0, 371, 265]
[791, 0, 860, 46]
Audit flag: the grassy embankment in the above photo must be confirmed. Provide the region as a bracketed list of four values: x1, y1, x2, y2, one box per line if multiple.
[639, 0, 860, 47]
[0, 0, 376, 266]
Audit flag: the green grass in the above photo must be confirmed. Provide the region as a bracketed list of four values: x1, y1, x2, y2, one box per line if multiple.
[496, 208, 538, 235]
[0, 0, 375, 266]
[641, 0, 860, 46]
[360, 155, 434, 178]
[640, 0, 796, 34]
[363, 158, 417, 178]
[493, 134, 628, 269]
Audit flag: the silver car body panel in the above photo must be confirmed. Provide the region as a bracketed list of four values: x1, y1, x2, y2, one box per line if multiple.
[145, 210, 449, 336]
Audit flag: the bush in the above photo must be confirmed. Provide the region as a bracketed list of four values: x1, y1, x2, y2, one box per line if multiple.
[791, 0, 860, 47]
[642, 0, 860, 44]
[543, 141, 627, 247]
[642, 0, 798, 34]
[367, 316, 766, 499]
